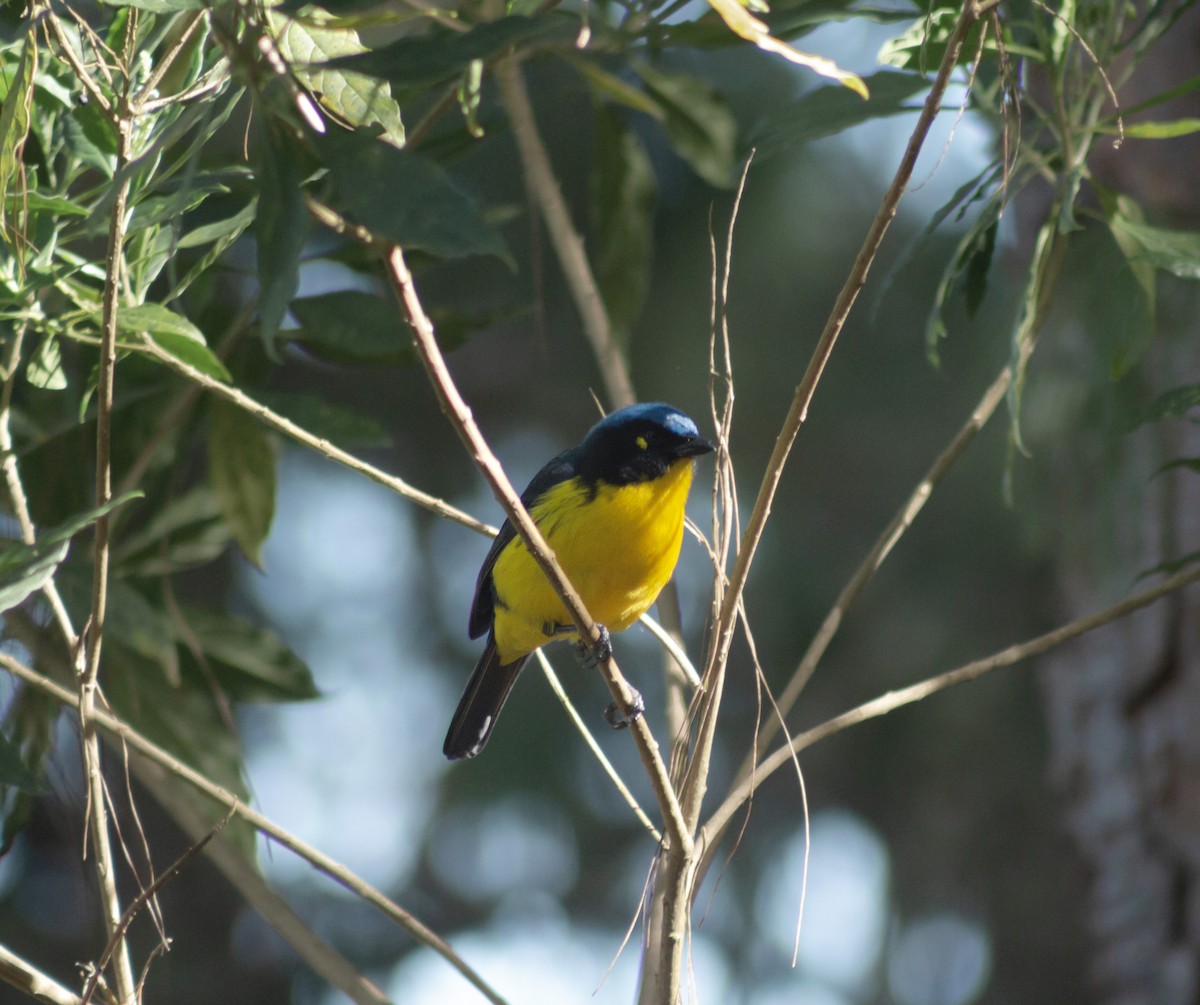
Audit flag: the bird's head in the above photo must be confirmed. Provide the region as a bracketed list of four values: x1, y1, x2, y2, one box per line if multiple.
[576, 403, 715, 486]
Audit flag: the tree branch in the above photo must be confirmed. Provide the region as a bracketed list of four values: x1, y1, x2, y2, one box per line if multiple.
[385, 244, 692, 854]
[0, 654, 508, 1005]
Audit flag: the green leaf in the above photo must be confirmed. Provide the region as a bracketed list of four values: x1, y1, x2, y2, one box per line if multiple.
[179, 606, 319, 702]
[1131, 384, 1200, 428]
[565, 55, 665, 120]
[317, 129, 509, 261]
[592, 106, 656, 339]
[751, 69, 929, 156]
[253, 121, 310, 356]
[1136, 549, 1200, 582]
[270, 7, 405, 147]
[288, 289, 414, 363]
[117, 302, 205, 341]
[100, 0, 203, 10]
[103, 647, 255, 857]
[925, 194, 1003, 362]
[329, 13, 578, 89]
[26, 335, 67, 391]
[633, 62, 737, 188]
[256, 390, 390, 448]
[0, 731, 44, 793]
[964, 219, 997, 317]
[1107, 216, 1200, 280]
[176, 199, 258, 249]
[0, 37, 35, 237]
[208, 398, 277, 567]
[0, 493, 142, 614]
[114, 486, 232, 577]
[1113, 118, 1200, 139]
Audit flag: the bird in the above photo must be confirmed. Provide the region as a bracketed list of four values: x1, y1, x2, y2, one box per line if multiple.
[443, 402, 716, 760]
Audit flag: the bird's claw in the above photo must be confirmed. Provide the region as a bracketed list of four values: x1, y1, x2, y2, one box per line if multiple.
[573, 625, 612, 669]
[604, 686, 645, 729]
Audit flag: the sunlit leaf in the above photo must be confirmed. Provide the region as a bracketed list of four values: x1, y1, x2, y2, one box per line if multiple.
[0, 37, 36, 238]
[1108, 216, 1200, 280]
[271, 6, 405, 147]
[704, 0, 865, 94]
[1108, 118, 1200, 139]
[100, 0, 202, 10]
[25, 335, 67, 391]
[208, 398, 277, 568]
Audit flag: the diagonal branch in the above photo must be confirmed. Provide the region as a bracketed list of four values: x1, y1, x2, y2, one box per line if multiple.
[0, 943, 82, 1005]
[698, 563, 1200, 876]
[386, 244, 692, 855]
[0, 652, 508, 1005]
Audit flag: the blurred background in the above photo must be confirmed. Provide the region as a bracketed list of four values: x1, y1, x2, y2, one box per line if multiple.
[3, 0, 1200, 1002]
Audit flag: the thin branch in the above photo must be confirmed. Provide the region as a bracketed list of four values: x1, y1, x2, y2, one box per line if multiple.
[535, 650, 662, 843]
[81, 807, 235, 1005]
[135, 335, 494, 537]
[0, 653, 508, 1005]
[81, 103, 137, 1004]
[0, 943, 82, 1005]
[40, 11, 113, 115]
[385, 244, 692, 855]
[493, 55, 636, 411]
[693, 0, 995, 811]
[131, 10, 208, 113]
[700, 563, 1200, 863]
[745, 359, 1014, 767]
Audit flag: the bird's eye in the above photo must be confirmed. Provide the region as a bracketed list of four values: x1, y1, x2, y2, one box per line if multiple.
[635, 435, 648, 450]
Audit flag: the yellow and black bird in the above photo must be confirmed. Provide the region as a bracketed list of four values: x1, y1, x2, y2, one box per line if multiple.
[443, 403, 715, 760]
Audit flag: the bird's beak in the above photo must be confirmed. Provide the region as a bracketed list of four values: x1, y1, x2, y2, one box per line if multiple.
[675, 435, 716, 459]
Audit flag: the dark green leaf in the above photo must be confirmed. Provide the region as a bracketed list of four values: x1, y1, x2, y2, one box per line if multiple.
[964, 219, 997, 317]
[179, 606, 319, 702]
[253, 121, 310, 356]
[103, 648, 255, 858]
[925, 194, 1003, 362]
[145, 331, 233, 382]
[329, 14, 578, 89]
[256, 390, 391, 448]
[633, 62, 737, 187]
[177, 199, 258, 249]
[1131, 385, 1200, 428]
[0, 731, 44, 793]
[752, 70, 928, 157]
[208, 398, 277, 567]
[100, 0, 203, 10]
[0, 37, 35, 236]
[1136, 549, 1200, 582]
[592, 106, 656, 339]
[288, 289, 414, 363]
[317, 129, 509, 261]
[64, 102, 118, 177]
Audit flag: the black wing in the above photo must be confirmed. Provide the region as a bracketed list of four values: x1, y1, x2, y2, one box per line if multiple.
[467, 448, 579, 640]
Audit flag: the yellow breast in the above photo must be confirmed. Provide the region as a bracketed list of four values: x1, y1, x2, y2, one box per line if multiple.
[490, 459, 697, 664]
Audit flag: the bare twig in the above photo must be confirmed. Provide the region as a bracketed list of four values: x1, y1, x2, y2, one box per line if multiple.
[135, 335, 494, 536]
[80, 100, 138, 1004]
[700, 564, 1200, 866]
[0, 943, 82, 1005]
[40, 11, 113, 114]
[0, 653, 508, 1005]
[81, 807, 235, 1005]
[386, 245, 692, 853]
[493, 56, 636, 410]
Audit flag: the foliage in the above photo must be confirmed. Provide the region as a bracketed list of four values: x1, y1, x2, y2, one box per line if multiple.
[0, 0, 1198, 1000]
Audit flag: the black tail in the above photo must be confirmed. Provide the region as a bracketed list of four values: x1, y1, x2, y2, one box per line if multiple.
[443, 634, 529, 760]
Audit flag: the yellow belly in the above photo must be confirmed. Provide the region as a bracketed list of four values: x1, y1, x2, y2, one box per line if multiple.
[490, 459, 696, 664]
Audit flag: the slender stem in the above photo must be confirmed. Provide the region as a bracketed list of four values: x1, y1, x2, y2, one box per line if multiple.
[0, 943, 81, 1005]
[385, 244, 692, 854]
[81, 106, 137, 1005]
[135, 335, 494, 537]
[0, 652, 508, 1005]
[494, 56, 636, 411]
[699, 564, 1200, 876]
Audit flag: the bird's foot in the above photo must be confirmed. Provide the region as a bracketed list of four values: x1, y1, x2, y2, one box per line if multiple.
[604, 686, 645, 730]
[573, 625, 612, 668]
